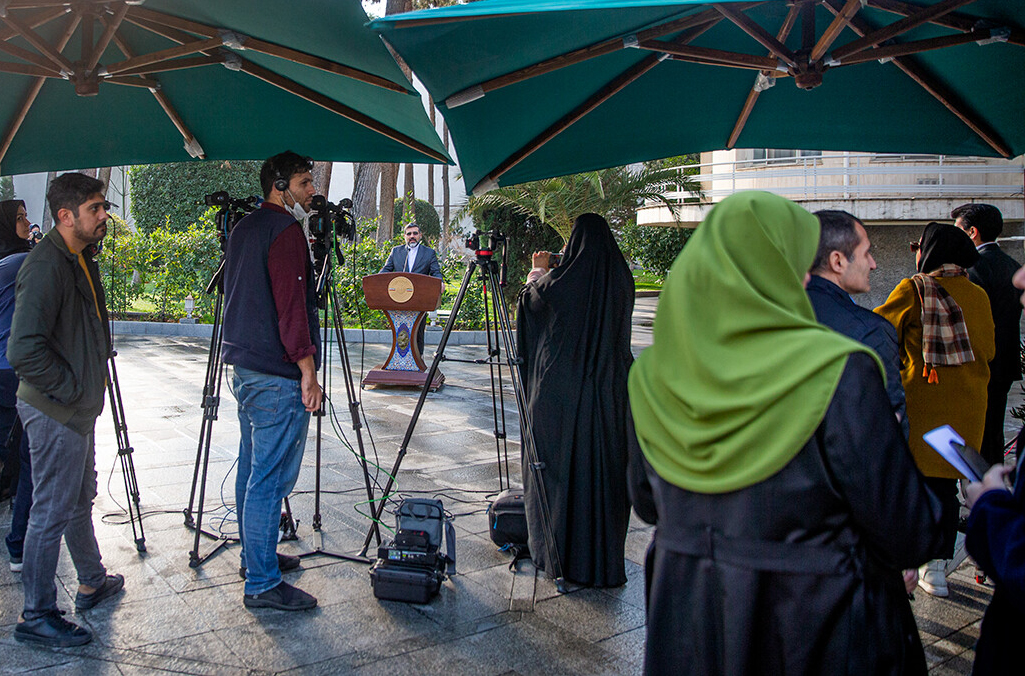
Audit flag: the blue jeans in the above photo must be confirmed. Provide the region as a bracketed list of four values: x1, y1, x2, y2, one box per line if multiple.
[230, 366, 310, 595]
[5, 429, 31, 559]
[17, 401, 106, 620]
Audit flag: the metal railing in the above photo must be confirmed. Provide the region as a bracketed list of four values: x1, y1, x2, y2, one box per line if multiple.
[649, 153, 1025, 204]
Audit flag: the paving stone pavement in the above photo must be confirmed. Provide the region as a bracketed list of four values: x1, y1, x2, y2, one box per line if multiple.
[0, 295, 1012, 674]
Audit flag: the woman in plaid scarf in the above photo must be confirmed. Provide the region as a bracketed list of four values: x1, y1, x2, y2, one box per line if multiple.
[876, 222, 995, 598]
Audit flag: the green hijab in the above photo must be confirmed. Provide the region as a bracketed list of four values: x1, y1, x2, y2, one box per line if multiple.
[628, 191, 880, 494]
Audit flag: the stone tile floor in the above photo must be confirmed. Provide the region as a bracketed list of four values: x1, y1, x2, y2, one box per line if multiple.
[0, 296, 1014, 674]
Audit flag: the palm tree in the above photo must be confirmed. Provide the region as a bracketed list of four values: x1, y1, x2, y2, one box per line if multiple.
[459, 164, 701, 242]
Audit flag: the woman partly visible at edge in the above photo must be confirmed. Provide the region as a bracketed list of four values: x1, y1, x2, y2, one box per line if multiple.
[875, 222, 995, 598]
[628, 192, 949, 675]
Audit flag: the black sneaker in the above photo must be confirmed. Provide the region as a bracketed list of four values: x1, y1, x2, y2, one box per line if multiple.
[9, 555, 22, 572]
[14, 610, 92, 647]
[243, 581, 317, 611]
[239, 553, 302, 579]
[75, 574, 125, 610]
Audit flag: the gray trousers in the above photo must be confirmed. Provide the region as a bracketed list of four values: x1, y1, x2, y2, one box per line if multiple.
[17, 401, 106, 620]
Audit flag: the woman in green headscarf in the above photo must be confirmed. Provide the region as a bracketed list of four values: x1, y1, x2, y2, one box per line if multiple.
[628, 192, 947, 676]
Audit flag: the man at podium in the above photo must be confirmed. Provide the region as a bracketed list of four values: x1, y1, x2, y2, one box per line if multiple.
[380, 222, 442, 353]
[380, 223, 442, 279]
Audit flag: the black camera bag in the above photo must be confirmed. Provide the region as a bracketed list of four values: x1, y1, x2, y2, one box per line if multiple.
[488, 488, 529, 550]
[370, 498, 456, 603]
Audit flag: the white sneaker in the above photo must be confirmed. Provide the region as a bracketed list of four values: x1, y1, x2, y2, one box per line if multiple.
[918, 559, 949, 597]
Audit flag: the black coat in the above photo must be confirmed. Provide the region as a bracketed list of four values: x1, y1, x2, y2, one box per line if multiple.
[807, 275, 908, 438]
[639, 353, 948, 676]
[965, 430, 1025, 676]
[516, 214, 634, 587]
[968, 242, 1023, 383]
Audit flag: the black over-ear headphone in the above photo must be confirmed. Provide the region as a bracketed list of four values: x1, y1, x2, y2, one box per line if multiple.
[273, 171, 288, 192]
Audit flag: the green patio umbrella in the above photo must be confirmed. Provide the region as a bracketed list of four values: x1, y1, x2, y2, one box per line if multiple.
[0, 0, 449, 175]
[372, 0, 1024, 195]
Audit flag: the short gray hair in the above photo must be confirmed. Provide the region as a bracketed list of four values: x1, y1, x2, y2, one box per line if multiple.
[811, 210, 862, 273]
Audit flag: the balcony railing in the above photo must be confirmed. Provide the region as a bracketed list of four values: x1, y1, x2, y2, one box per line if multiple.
[649, 154, 1025, 205]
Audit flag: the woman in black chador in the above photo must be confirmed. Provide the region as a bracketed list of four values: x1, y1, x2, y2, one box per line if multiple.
[516, 212, 633, 587]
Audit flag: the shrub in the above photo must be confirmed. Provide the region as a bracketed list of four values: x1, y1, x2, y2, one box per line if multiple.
[619, 222, 692, 281]
[128, 160, 261, 234]
[392, 197, 441, 241]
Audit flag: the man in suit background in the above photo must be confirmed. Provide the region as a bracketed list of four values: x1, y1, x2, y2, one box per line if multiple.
[380, 223, 443, 278]
[954, 203, 1023, 465]
[379, 222, 443, 356]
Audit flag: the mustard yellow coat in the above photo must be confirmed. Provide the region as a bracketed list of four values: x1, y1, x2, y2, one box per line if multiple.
[875, 276, 995, 478]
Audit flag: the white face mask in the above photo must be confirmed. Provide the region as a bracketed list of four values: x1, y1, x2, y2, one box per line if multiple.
[286, 199, 308, 223]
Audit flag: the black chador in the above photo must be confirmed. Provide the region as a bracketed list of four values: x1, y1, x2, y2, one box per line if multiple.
[516, 213, 634, 587]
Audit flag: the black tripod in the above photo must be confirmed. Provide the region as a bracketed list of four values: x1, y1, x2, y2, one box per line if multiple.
[297, 229, 380, 564]
[359, 230, 565, 591]
[105, 351, 146, 553]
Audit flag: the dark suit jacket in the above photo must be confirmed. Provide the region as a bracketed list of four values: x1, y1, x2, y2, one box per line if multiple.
[969, 242, 1023, 383]
[380, 244, 442, 278]
[807, 275, 909, 438]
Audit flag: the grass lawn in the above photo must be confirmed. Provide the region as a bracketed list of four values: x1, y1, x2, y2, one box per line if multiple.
[633, 270, 662, 291]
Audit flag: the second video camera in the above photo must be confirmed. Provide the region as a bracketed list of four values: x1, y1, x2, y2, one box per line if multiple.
[309, 195, 356, 242]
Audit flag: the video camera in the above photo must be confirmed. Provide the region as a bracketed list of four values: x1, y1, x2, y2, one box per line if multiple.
[203, 191, 257, 249]
[464, 229, 509, 287]
[309, 195, 356, 242]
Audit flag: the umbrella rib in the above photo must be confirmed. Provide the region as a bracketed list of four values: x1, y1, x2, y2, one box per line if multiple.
[0, 7, 69, 42]
[124, 6, 409, 94]
[0, 31, 63, 72]
[713, 3, 797, 68]
[0, 12, 74, 73]
[237, 58, 448, 164]
[441, 6, 750, 108]
[728, 3, 801, 149]
[476, 53, 664, 193]
[86, 1, 129, 73]
[0, 11, 80, 170]
[830, 0, 976, 61]
[112, 55, 225, 79]
[834, 30, 991, 66]
[0, 61, 59, 77]
[866, 0, 1025, 47]
[823, 0, 1010, 158]
[644, 41, 780, 71]
[810, 0, 862, 63]
[107, 26, 205, 159]
[104, 36, 226, 77]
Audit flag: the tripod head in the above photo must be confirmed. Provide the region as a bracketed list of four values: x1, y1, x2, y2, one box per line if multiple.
[204, 191, 257, 252]
[309, 195, 356, 303]
[465, 229, 509, 287]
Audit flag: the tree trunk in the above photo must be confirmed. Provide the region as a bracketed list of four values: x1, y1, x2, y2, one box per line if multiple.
[352, 162, 380, 221]
[442, 122, 451, 251]
[427, 97, 435, 210]
[40, 170, 58, 231]
[378, 163, 398, 244]
[372, 0, 413, 243]
[97, 167, 112, 192]
[403, 163, 415, 219]
[312, 161, 333, 198]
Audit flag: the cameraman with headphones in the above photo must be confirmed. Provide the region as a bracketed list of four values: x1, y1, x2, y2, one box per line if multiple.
[221, 151, 322, 611]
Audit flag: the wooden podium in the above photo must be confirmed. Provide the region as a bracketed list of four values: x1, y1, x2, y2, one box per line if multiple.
[361, 272, 445, 389]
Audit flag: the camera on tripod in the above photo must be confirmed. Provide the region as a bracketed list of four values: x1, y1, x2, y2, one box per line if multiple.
[203, 191, 256, 249]
[465, 228, 506, 253]
[309, 195, 357, 242]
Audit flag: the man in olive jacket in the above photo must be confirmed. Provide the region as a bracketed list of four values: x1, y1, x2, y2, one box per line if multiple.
[6, 173, 123, 648]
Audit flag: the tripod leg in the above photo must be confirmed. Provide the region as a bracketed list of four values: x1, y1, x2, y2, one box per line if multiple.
[486, 264, 566, 591]
[327, 282, 381, 546]
[106, 353, 146, 553]
[360, 260, 479, 555]
[186, 290, 225, 527]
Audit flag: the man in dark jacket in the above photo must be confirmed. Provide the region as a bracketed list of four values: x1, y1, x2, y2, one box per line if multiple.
[807, 210, 908, 438]
[222, 151, 322, 611]
[7, 173, 124, 647]
[954, 203, 1023, 466]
